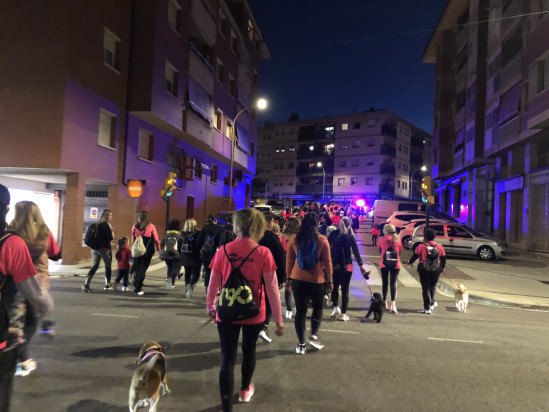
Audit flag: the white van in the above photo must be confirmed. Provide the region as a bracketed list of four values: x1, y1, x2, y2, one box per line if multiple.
[371, 200, 442, 229]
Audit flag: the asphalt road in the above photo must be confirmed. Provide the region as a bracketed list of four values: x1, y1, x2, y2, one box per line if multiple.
[9, 256, 549, 412]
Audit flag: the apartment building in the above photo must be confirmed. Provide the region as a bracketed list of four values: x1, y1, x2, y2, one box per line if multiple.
[255, 110, 432, 207]
[0, 0, 268, 263]
[424, 0, 549, 253]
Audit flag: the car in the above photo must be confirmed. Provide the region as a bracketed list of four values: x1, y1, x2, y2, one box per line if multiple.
[410, 223, 508, 261]
[385, 210, 457, 231]
[253, 205, 273, 214]
[215, 211, 235, 228]
[398, 218, 447, 249]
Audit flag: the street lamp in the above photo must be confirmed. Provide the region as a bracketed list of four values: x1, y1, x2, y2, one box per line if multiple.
[409, 165, 427, 200]
[228, 98, 268, 211]
[317, 162, 325, 202]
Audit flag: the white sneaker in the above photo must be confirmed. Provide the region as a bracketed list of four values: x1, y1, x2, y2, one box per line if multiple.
[340, 313, 350, 322]
[136, 291, 145, 296]
[330, 306, 341, 318]
[285, 310, 293, 319]
[307, 336, 324, 350]
[258, 330, 272, 343]
[430, 301, 438, 311]
[186, 284, 193, 298]
[121, 286, 127, 292]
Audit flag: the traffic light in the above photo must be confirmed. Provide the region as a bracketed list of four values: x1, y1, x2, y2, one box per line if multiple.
[421, 176, 434, 204]
[160, 172, 180, 198]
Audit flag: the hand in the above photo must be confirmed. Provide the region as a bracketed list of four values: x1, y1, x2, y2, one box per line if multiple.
[285, 280, 292, 291]
[207, 309, 216, 320]
[325, 282, 334, 294]
[275, 322, 285, 337]
[278, 282, 285, 290]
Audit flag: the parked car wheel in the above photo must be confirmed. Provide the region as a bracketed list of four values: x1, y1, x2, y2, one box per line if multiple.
[478, 245, 496, 261]
[402, 235, 412, 250]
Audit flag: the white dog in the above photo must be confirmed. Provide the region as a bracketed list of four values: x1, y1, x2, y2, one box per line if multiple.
[455, 284, 469, 313]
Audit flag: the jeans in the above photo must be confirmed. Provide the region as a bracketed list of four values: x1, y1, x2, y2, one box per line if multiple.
[165, 259, 182, 286]
[217, 322, 263, 412]
[17, 301, 37, 364]
[184, 265, 201, 287]
[418, 265, 441, 310]
[114, 269, 129, 287]
[292, 279, 325, 344]
[380, 267, 400, 302]
[331, 270, 352, 313]
[284, 288, 293, 311]
[85, 248, 112, 286]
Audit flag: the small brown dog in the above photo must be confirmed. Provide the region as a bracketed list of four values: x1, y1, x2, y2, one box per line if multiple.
[129, 341, 170, 412]
[455, 284, 469, 313]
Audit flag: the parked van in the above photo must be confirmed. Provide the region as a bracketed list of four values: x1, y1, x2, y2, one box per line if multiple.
[371, 200, 452, 229]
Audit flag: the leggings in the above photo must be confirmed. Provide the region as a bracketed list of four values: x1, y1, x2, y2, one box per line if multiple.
[133, 249, 154, 293]
[184, 265, 201, 287]
[217, 322, 263, 412]
[165, 259, 182, 286]
[380, 267, 400, 302]
[331, 271, 352, 313]
[418, 265, 441, 310]
[292, 279, 325, 344]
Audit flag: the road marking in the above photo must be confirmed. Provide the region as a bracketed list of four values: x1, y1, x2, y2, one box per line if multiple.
[427, 337, 483, 344]
[91, 313, 140, 318]
[307, 327, 359, 335]
[360, 257, 421, 288]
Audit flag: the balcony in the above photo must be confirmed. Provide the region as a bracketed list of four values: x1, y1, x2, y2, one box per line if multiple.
[191, 0, 216, 46]
[188, 41, 214, 95]
[296, 146, 334, 159]
[380, 143, 396, 156]
[379, 184, 395, 195]
[499, 115, 520, 147]
[296, 163, 334, 175]
[296, 184, 333, 195]
[183, 107, 213, 147]
[297, 124, 335, 142]
[381, 123, 397, 137]
[379, 164, 395, 175]
[500, 53, 521, 91]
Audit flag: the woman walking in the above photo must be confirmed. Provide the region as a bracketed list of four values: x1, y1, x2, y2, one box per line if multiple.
[131, 210, 160, 296]
[286, 212, 333, 354]
[82, 209, 114, 292]
[327, 217, 368, 321]
[206, 208, 284, 411]
[181, 218, 201, 298]
[8, 201, 61, 376]
[160, 219, 184, 290]
[280, 217, 301, 319]
[378, 224, 403, 313]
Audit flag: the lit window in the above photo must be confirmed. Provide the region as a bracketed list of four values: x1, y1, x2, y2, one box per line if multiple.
[214, 109, 222, 130]
[338, 178, 346, 186]
[248, 19, 254, 42]
[340, 144, 348, 149]
[165, 61, 178, 96]
[103, 28, 120, 71]
[98, 109, 116, 149]
[138, 130, 154, 161]
[168, 0, 181, 33]
[342, 123, 349, 130]
[289, 145, 296, 152]
[351, 178, 358, 185]
[352, 141, 360, 148]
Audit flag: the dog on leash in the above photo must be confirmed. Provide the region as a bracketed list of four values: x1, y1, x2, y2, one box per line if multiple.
[129, 341, 170, 412]
[455, 284, 469, 313]
[365, 292, 384, 323]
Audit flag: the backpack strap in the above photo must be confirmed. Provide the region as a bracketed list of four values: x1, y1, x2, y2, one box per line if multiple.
[223, 244, 259, 271]
[0, 232, 13, 296]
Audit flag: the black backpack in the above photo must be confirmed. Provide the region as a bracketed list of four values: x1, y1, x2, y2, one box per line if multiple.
[84, 222, 101, 249]
[180, 232, 194, 254]
[160, 232, 180, 259]
[423, 242, 441, 274]
[216, 245, 261, 323]
[331, 234, 348, 273]
[200, 234, 217, 263]
[0, 232, 13, 352]
[383, 241, 399, 269]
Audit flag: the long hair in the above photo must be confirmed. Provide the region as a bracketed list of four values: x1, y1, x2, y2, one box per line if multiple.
[136, 210, 150, 230]
[282, 217, 301, 240]
[295, 212, 319, 247]
[383, 224, 399, 243]
[338, 216, 355, 238]
[8, 201, 51, 243]
[99, 209, 112, 223]
[183, 218, 197, 232]
[233, 208, 266, 242]
[117, 236, 129, 250]
[0, 184, 10, 232]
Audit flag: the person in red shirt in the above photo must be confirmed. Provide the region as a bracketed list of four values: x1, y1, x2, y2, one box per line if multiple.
[377, 224, 403, 313]
[371, 226, 380, 246]
[206, 208, 284, 410]
[408, 228, 446, 314]
[113, 236, 131, 291]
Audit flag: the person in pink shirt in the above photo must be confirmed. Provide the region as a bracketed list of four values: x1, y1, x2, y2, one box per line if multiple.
[378, 224, 403, 313]
[206, 208, 284, 410]
[113, 236, 131, 291]
[131, 210, 160, 296]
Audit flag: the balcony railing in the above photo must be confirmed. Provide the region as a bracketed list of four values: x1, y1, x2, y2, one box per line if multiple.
[381, 123, 397, 137]
[189, 40, 213, 72]
[296, 147, 334, 159]
[296, 163, 334, 175]
[379, 184, 395, 195]
[296, 184, 333, 195]
[380, 143, 396, 156]
[379, 164, 395, 175]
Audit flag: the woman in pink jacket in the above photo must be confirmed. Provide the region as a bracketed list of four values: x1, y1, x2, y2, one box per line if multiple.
[131, 210, 160, 296]
[206, 208, 284, 411]
[378, 224, 403, 313]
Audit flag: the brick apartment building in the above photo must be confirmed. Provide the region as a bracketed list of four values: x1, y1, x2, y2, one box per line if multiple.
[0, 0, 268, 263]
[254, 110, 432, 208]
[424, 0, 549, 253]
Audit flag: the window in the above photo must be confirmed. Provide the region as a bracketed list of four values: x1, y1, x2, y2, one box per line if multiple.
[289, 145, 296, 152]
[351, 159, 359, 167]
[214, 108, 222, 130]
[398, 161, 401, 170]
[229, 74, 236, 97]
[247, 19, 254, 41]
[211, 164, 218, 183]
[168, 0, 181, 33]
[354, 122, 361, 129]
[368, 120, 376, 128]
[98, 109, 116, 148]
[219, 11, 228, 37]
[351, 178, 358, 185]
[103, 28, 120, 71]
[352, 141, 360, 148]
[289, 181, 293, 186]
[217, 59, 224, 84]
[289, 162, 294, 169]
[397, 180, 401, 189]
[165, 61, 178, 96]
[367, 161, 374, 166]
[367, 139, 375, 147]
[340, 144, 348, 149]
[226, 120, 232, 140]
[342, 123, 349, 130]
[537, 60, 548, 94]
[250, 142, 255, 157]
[339, 160, 347, 167]
[431, 225, 445, 237]
[447, 226, 472, 238]
[338, 178, 346, 186]
[230, 30, 238, 53]
[138, 129, 154, 161]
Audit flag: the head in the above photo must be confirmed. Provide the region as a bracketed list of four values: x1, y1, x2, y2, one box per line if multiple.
[233, 208, 267, 242]
[167, 219, 181, 231]
[383, 224, 399, 243]
[99, 209, 112, 223]
[264, 212, 276, 228]
[207, 214, 216, 224]
[183, 218, 197, 232]
[339, 209, 345, 217]
[457, 284, 467, 293]
[137, 210, 150, 228]
[423, 228, 436, 242]
[272, 223, 280, 234]
[372, 292, 383, 303]
[9, 200, 50, 242]
[282, 217, 301, 237]
[338, 216, 354, 237]
[295, 212, 319, 247]
[118, 236, 129, 248]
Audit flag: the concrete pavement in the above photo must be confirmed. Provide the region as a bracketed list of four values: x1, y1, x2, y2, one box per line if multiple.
[50, 227, 549, 311]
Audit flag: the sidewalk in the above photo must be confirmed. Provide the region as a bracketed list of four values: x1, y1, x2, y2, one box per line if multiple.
[354, 226, 549, 311]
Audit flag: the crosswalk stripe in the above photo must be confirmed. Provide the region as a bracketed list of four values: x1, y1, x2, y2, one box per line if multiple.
[359, 256, 421, 288]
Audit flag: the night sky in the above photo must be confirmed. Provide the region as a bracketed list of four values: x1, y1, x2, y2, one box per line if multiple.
[248, 0, 448, 134]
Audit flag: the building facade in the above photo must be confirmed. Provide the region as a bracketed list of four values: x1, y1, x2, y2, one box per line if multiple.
[424, 0, 549, 253]
[0, 0, 268, 263]
[254, 110, 432, 208]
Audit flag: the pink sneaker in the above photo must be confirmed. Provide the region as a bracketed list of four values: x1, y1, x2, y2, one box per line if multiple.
[238, 383, 255, 403]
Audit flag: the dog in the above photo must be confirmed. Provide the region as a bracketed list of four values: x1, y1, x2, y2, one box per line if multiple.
[129, 341, 170, 412]
[455, 284, 469, 313]
[365, 292, 384, 323]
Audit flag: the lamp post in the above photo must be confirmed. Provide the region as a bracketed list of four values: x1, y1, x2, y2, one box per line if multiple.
[228, 98, 267, 211]
[409, 165, 427, 200]
[317, 162, 325, 202]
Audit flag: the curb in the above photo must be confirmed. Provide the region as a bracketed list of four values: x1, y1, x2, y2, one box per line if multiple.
[437, 279, 549, 311]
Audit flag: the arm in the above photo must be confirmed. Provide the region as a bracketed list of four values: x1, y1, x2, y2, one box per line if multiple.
[17, 276, 52, 316]
[263, 270, 283, 323]
[440, 255, 446, 271]
[349, 236, 363, 266]
[285, 236, 296, 277]
[408, 245, 421, 265]
[151, 225, 161, 251]
[271, 233, 286, 285]
[47, 232, 62, 261]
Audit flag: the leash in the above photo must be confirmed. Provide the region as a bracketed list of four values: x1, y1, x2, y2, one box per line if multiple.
[163, 318, 214, 353]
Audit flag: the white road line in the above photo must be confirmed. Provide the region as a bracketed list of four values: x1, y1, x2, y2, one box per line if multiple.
[307, 327, 360, 335]
[361, 258, 421, 288]
[427, 337, 484, 344]
[91, 313, 140, 318]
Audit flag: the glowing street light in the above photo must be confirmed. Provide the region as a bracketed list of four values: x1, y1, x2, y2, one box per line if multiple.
[409, 165, 427, 200]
